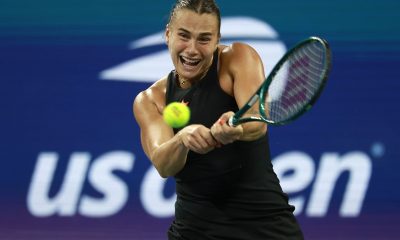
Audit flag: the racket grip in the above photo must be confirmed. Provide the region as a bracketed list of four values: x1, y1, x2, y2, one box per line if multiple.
[228, 116, 237, 127]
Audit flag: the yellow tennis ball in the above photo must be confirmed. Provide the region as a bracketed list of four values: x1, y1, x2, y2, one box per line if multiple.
[163, 102, 190, 128]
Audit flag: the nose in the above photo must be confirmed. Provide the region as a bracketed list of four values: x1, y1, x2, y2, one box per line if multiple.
[186, 39, 198, 56]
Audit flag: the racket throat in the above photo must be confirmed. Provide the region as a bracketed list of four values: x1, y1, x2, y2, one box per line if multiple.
[229, 94, 260, 127]
[248, 94, 260, 106]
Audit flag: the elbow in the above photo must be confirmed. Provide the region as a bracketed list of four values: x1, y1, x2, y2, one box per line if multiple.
[148, 152, 170, 178]
[152, 161, 170, 178]
[241, 122, 267, 141]
[157, 168, 170, 179]
[148, 142, 187, 178]
[153, 161, 175, 178]
[257, 123, 268, 137]
[159, 173, 169, 179]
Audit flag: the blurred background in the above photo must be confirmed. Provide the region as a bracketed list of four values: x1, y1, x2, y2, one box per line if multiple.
[1, 0, 399, 239]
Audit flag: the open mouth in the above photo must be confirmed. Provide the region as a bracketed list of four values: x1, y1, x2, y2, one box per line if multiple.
[180, 56, 201, 67]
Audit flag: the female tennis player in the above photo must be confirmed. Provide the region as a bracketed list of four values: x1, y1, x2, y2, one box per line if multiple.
[133, 0, 304, 239]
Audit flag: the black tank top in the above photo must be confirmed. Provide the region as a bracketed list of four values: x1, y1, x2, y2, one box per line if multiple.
[166, 49, 302, 239]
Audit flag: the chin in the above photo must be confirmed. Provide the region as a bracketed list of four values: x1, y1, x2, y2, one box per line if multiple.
[177, 69, 200, 80]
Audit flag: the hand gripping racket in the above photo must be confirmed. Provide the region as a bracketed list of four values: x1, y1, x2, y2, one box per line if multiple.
[228, 36, 331, 126]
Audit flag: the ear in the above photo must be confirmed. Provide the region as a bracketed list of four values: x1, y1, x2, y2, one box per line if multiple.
[216, 32, 221, 49]
[165, 24, 170, 45]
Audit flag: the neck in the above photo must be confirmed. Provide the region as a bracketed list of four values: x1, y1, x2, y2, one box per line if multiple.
[176, 73, 191, 88]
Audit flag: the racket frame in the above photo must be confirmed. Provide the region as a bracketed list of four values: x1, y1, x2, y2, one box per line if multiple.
[229, 36, 331, 127]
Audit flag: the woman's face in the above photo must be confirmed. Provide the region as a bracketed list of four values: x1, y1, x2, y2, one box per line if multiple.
[165, 9, 220, 83]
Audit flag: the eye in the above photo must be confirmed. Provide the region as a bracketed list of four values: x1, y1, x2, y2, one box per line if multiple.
[178, 33, 190, 40]
[198, 37, 211, 44]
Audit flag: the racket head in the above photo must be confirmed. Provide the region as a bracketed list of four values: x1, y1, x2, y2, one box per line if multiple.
[259, 36, 331, 125]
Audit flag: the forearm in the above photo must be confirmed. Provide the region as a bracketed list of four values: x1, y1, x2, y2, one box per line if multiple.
[149, 132, 189, 178]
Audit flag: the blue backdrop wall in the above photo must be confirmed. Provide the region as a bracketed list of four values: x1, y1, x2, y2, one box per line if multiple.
[1, 0, 399, 239]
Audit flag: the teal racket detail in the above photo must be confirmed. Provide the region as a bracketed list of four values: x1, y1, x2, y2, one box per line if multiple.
[228, 36, 332, 127]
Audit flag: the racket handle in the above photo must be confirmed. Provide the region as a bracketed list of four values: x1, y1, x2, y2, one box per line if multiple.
[228, 116, 237, 127]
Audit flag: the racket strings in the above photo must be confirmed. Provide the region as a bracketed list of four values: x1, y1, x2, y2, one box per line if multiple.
[265, 41, 328, 123]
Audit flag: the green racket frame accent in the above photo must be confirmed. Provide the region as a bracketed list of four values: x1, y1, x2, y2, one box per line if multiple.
[229, 36, 331, 127]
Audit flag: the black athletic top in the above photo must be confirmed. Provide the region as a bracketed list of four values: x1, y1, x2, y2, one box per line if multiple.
[166, 49, 303, 240]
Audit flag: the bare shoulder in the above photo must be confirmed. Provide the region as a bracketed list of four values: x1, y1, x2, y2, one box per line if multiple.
[218, 43, 264, 96]
[220, 42, 261, 62]
[133, 76, 168, 120]
[220, 42, 263, 75]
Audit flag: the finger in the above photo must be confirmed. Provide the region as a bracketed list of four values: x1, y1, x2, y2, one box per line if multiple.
[211, 122, 224, 142]
[212, 122, 233, 145]
[210, 130, 222, 148]
[190, 131, 217, 153]
[182, 134, 203, 152]
[217, 116, 229, 126]
[218, 111, 234, 125]
[199, 131, 219, 149]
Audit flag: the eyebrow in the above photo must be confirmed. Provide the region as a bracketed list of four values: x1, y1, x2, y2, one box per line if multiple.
[177, 28, 213, 37]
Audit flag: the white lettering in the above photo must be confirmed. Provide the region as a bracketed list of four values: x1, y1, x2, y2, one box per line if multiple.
[28, 151, 134, 217]
[273, 151, 315, 215]
[307, 151, 372, 217]
[140, 167, 176, 218]
[79, 151, 134, 217]
[27, 152, 90, 217]
[27, 149, 373, 219]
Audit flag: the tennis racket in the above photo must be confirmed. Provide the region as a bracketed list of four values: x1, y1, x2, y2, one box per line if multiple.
[228, 36, 331, 127]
